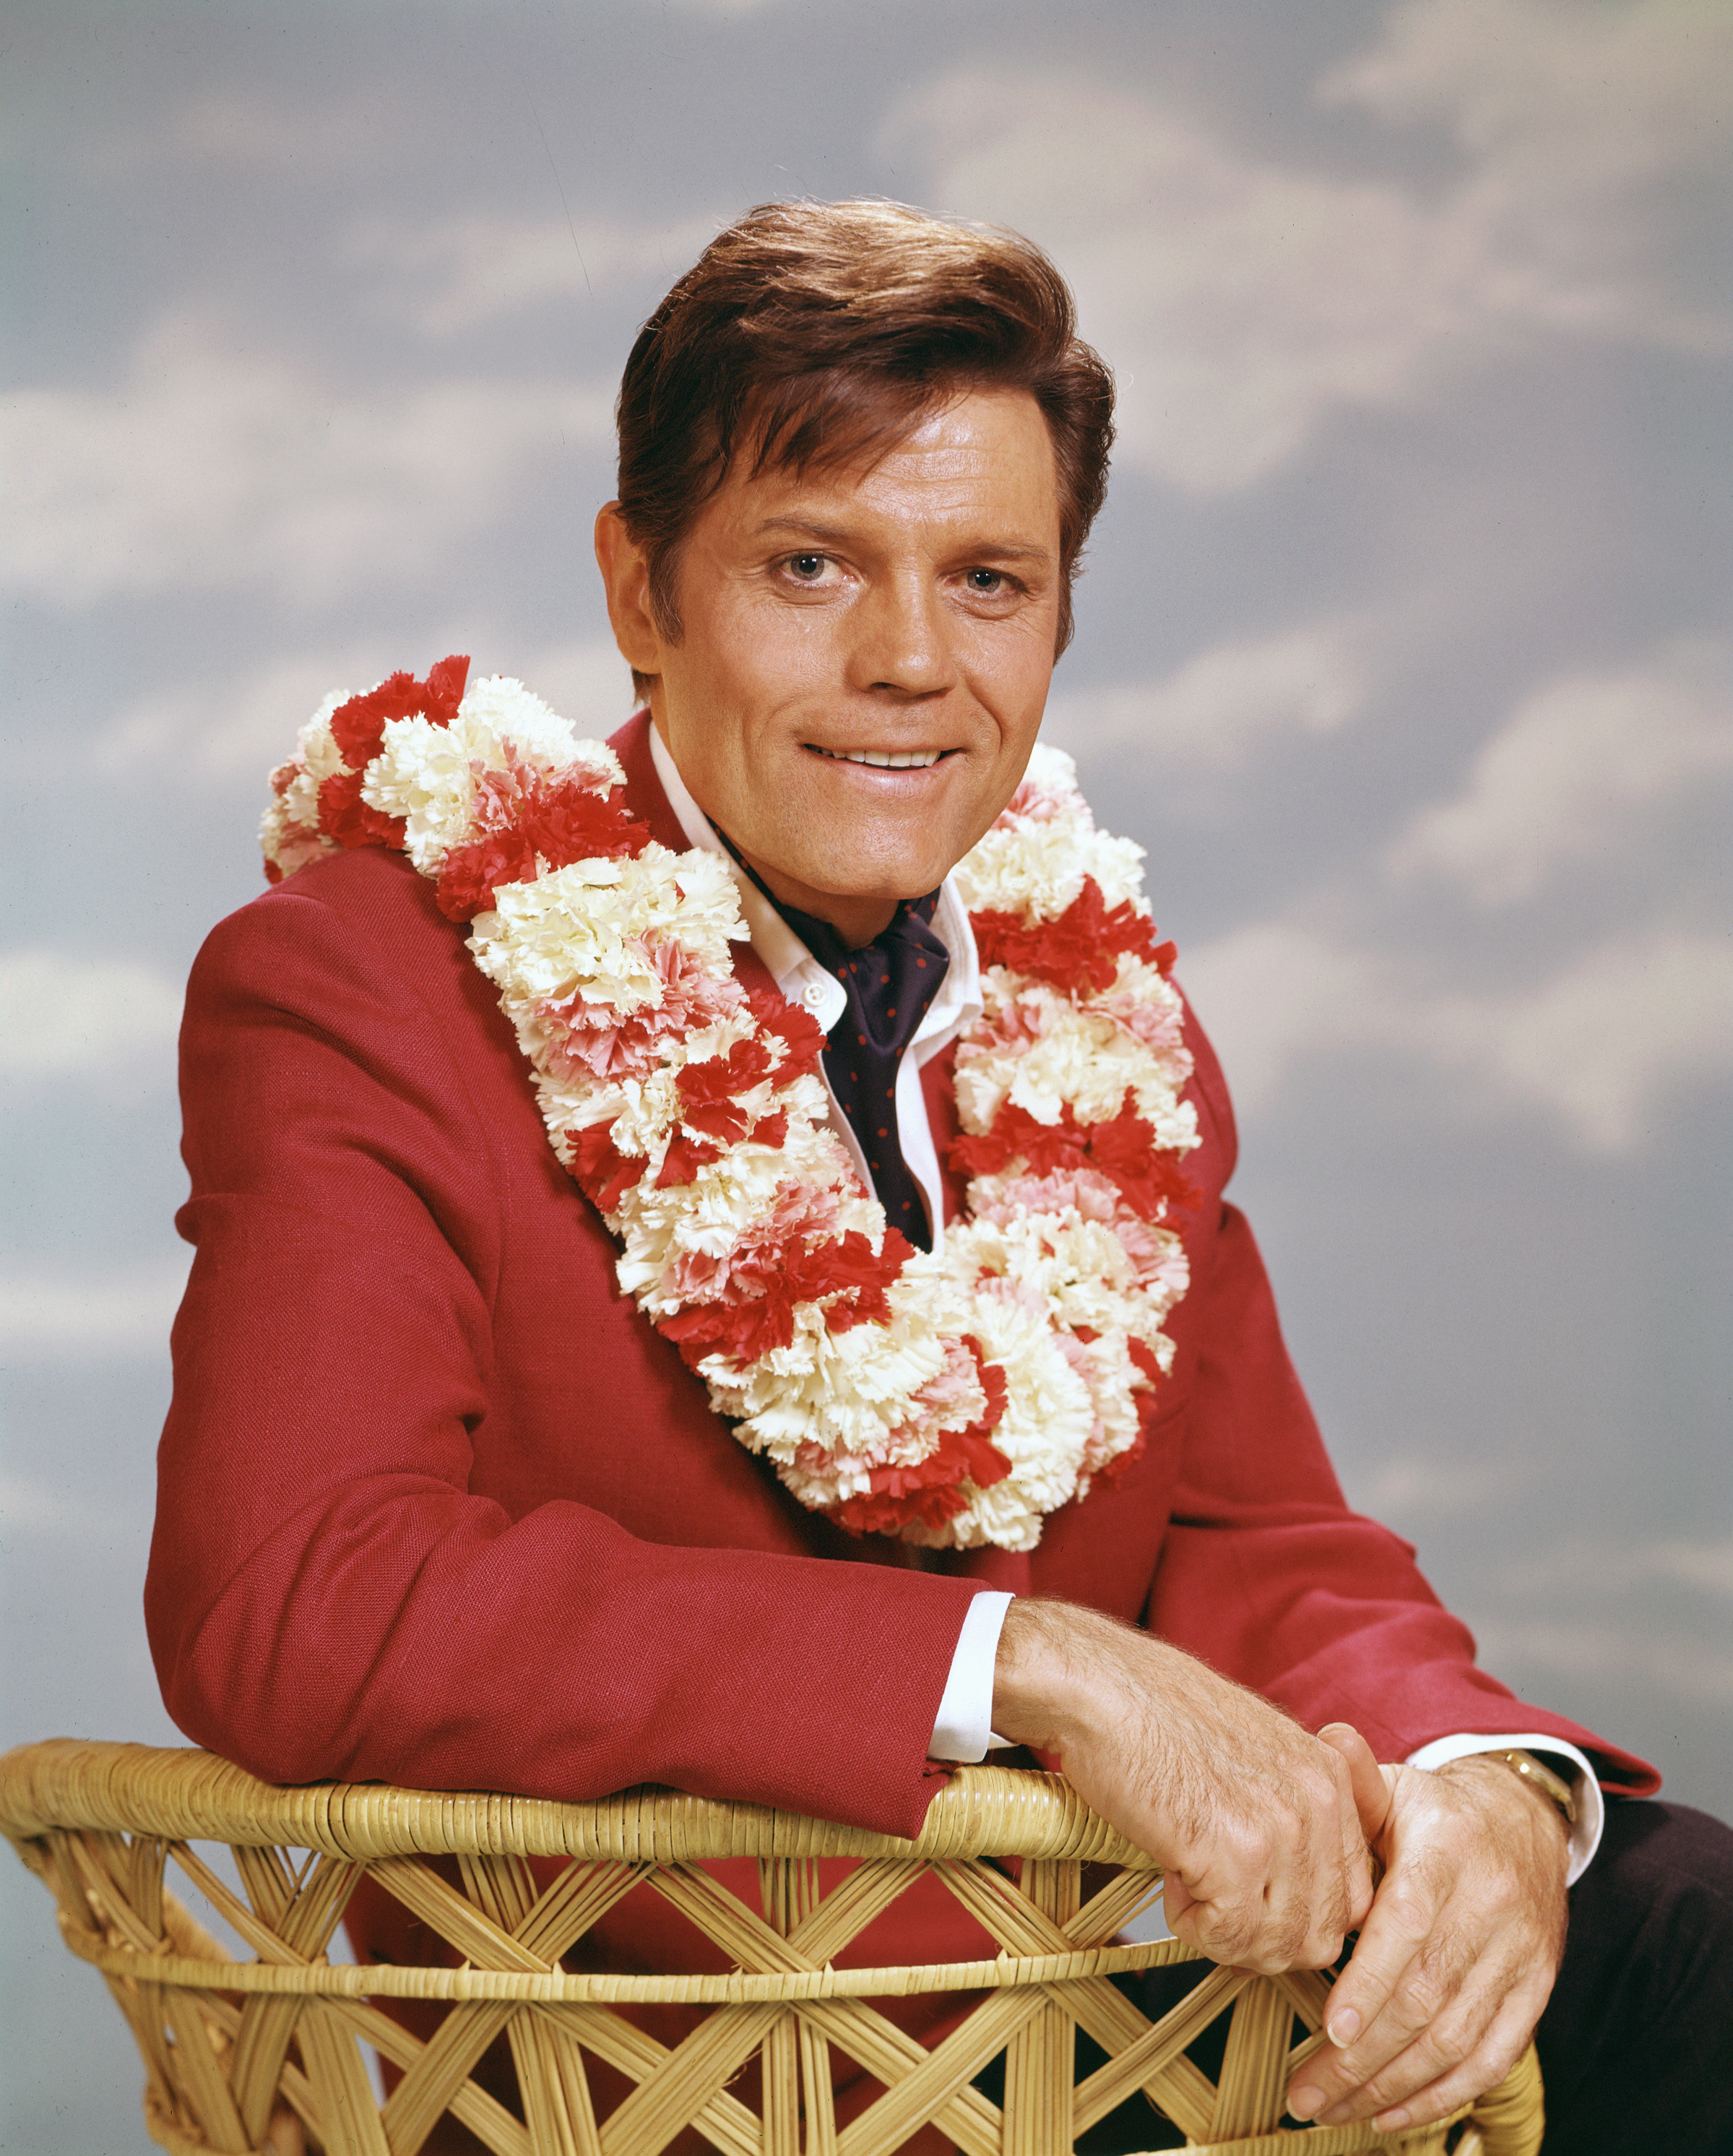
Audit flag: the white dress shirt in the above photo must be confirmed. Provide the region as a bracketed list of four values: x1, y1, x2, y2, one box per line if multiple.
[647, 726, 1600, 1886]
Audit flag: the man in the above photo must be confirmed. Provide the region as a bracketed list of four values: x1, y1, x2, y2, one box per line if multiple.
[148, 202, 1730, 2151]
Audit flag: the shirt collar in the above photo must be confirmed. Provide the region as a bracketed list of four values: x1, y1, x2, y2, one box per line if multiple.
[645, 720, 982, 1057]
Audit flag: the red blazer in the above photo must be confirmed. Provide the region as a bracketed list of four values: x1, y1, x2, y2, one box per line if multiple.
[147, 713, 1656, 1846]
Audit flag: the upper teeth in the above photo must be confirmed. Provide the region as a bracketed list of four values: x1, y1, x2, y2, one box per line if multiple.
[818, 748, 942, 768]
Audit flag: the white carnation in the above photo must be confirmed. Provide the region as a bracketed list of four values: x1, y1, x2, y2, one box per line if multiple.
[665, 849, 752, 966]
[1023, 741, 1081, 800]
[956, 814, 1147, 920]
[456, 674, 592, 776]
[298, 697, 350, 780]
[727, 1302, 949, 1461]
[364, 715, 479, 871]
[271, 697, 350, 834]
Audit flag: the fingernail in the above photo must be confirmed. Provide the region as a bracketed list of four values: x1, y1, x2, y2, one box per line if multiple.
[1376, 2108, 1411, 2132]
[1287, 2087, 1323, 2122]
[1326, 2007, 1360, 2046]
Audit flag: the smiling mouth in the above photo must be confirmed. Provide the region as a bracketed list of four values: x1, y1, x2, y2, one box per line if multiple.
[809, 746, 949, 769]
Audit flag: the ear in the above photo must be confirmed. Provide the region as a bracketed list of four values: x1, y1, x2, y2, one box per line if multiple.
[594, 504, 666, 678]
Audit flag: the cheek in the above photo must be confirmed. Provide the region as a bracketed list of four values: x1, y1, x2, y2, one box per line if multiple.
[755, 605, 842, 695]
[696, 607, 834, 730]
[961, 611, 1058, 714]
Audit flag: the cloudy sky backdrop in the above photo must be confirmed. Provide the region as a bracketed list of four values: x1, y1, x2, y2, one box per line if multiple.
[4, 1, 1729, 2147]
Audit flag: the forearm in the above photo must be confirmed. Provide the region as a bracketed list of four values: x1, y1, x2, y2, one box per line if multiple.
[152, 1475, 979, 1829]
[989, 1596, 1374, 1971]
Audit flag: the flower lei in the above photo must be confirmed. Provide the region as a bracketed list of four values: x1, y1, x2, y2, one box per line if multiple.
[261, 657, 1198, 1552]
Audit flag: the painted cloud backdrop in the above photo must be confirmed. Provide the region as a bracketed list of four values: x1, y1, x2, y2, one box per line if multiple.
[3, 3, 1729, 2147]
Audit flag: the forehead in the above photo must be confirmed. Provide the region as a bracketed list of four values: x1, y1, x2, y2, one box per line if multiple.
[711, 387, 1061, 546]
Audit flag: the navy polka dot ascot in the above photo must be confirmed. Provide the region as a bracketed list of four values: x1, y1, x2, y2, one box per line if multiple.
[717, 841, 951, 1251]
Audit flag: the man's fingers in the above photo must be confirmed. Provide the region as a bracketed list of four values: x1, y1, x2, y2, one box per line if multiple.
[1167, 1860, 1351, 1976]
[1284, 1750, 1569, 2129]
[1160, 1872, 1198, 1936]
[1339, 1984, 1539, 2133]
[1317, 1724, 1380, 1934]
[1321, 1855, 1445, 2051]
[1318, 1722, 1393, 1848]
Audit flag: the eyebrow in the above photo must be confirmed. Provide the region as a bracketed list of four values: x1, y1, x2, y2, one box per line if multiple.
[750, 515, 1055, 566]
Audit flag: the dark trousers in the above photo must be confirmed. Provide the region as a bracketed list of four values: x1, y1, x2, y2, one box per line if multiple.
[1102, 1800, 1733, 2155]
[1534, 1799, 1733, 2154]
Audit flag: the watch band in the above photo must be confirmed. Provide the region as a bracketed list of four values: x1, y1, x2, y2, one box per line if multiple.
[1486, 1747, 1579, 1827]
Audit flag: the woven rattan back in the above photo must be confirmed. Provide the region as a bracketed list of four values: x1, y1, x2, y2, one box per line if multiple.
[1, 1740, 1542, 2156]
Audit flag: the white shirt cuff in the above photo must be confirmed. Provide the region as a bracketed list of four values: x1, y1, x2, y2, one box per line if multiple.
[928, 1591, 1015, 1762]
[1405, 1731, 1603, 1885]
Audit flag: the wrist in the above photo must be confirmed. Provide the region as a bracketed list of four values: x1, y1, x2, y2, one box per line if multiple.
[991, 1597, 1147, 1756]
[1435, 1751, 1571, 1850]
[990, 1598, 1071, 1751]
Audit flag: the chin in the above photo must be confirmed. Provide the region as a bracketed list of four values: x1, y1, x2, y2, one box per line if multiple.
[832, 866, 945, 906]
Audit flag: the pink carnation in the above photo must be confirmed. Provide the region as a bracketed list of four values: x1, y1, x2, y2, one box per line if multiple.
[542, 938, 746, 1083]
[1096, 985, 1187, 1055]
[972, 1164, 1124, 1228]
[973, 988, 1045, 1048]
[666, 1176, 847, 1304]
[267, 819, 331, 881]
[902, 1334, 991, 1432]
[1114, 1219, 1190, 1299]
[1000, 775, 1076, 826]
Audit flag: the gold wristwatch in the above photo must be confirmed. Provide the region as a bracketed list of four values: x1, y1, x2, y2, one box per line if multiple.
[1484, 1747, 1578, 1826]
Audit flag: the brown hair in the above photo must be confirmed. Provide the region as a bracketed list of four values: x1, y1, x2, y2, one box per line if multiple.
[613, 199, 1115, 692]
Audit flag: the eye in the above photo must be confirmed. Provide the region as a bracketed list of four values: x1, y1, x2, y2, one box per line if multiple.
[786, 553, 829, 582]
[964, 568, 1007, 593]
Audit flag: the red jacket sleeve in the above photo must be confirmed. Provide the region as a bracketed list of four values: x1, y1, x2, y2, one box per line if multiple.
[144, 857, 982, 1835]
[1141, 1011, 1659, 1795]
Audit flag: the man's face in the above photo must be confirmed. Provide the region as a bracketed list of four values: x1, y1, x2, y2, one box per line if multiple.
[598, 387, 1064, 945]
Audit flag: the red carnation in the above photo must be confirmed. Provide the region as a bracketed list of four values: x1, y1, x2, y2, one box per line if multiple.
[1081, 1101, 1196, 1220]
[435, 828, 532, 920]
[660, 1290, 792, 1366]
[329, 655, 470, 772]
[949, 1092, 1194, 1223]
[317, 655, 471, 853]
[316, 766, 406, 851]
[960, 1334, 1010, 1432]
[675, 1036, 777, 1142]
[950, 1100, 1087, 1181]
[436, 773, 650, 922]
[972, 876, 1172, 992]
[565, 1121, 644, 1212]
[829, 1341, 1011, 1535]
[655, 1129, 724, 1189]
[746, 989, 828, 1083]
[1127, 1337, 1163, 1384]
[811, 1226, 915, 1331]
[659, 1223, 916, 1368]
[516, 774, 651, 874]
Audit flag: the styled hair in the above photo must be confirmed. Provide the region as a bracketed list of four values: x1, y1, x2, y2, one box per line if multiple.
[613, 199, 1115, 691]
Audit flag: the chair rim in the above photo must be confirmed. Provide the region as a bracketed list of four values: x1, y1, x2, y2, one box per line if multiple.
[3, 1736, 1547, 2154]
[0, 1738, 1160, 1868]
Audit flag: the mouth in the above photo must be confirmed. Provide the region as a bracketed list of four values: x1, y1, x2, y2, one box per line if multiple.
[808, 745, 951, 769]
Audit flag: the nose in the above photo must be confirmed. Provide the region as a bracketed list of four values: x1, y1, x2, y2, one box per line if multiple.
[846, 569, 956, 699]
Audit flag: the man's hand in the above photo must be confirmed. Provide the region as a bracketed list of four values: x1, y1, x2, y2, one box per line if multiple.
[991, 1599, 1375, 1972]
[1285, 1731, 1570, 2135]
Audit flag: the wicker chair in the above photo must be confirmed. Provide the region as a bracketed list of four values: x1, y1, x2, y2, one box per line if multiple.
[1, 1740, 1542, 2156]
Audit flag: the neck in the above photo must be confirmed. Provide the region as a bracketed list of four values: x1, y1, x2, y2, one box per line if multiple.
[731, 848, 901, 948]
